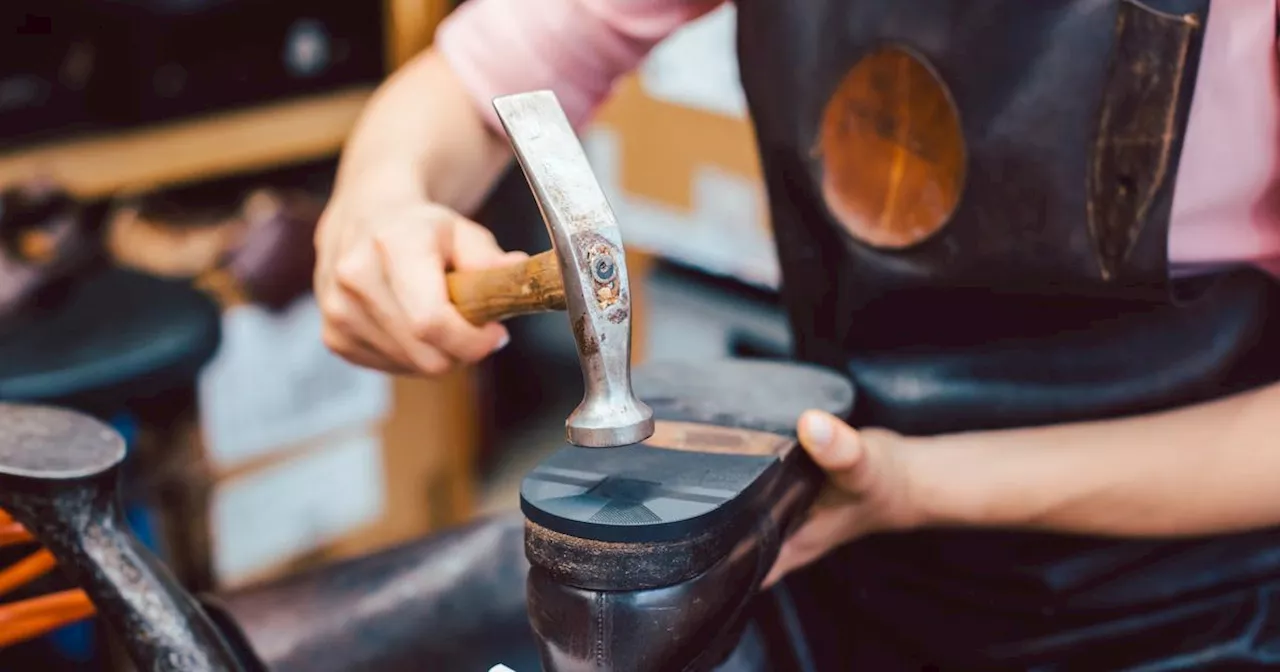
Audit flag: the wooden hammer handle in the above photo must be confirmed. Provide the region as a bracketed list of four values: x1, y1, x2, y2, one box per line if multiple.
[445, 249, 567, 325]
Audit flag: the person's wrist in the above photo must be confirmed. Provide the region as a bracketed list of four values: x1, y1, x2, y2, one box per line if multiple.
[852, 428, 941, 534]
[335, 162, 429, 208]
[893, 433, 993, 531]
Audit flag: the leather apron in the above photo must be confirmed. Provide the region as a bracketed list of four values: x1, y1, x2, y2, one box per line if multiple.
[733, 0, 1280, 668]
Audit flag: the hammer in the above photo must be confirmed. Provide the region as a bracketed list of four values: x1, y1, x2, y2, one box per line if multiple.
[0, 403, 244, 671]
[445, 91, 654, 449]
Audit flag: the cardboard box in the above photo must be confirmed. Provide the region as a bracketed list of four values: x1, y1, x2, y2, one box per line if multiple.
[192, 295, 479, 589]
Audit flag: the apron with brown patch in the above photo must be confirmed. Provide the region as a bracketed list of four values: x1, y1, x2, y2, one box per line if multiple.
[733, 0, 1280, 667]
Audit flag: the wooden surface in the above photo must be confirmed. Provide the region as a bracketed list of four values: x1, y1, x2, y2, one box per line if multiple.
[446, 250, 567, 325]
[626, 250, 655, 365]
[385, 0, 452, 67]
[0, 87, 373, 200]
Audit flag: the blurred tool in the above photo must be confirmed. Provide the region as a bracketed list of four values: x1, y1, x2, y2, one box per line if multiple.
[0, 403, 244, 671]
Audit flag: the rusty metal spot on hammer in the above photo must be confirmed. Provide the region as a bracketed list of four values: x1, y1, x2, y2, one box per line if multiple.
[595, 284, 618, 307]
[573, 314, 600, 356]
[574, 232, 623, 310]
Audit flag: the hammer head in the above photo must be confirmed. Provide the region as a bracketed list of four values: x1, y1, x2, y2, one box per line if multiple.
[493, 91, 654, 448]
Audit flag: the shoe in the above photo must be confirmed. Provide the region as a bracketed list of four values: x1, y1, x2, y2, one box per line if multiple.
[520, 358, 855, 672]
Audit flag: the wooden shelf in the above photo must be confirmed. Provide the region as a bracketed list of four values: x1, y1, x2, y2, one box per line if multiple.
[0, 0, 452, 201]
[0, 86, 374, 200]
[386, 0, 453, 68]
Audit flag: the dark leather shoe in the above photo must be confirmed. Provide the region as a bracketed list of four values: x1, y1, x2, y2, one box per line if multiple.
[520, 359, 855, 672]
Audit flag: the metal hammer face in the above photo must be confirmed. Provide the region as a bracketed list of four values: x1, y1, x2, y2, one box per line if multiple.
[0, 403, 243, 671]
[492, 91, 654, 448]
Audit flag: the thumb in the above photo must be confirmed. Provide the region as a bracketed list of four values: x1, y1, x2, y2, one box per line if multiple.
[797, 410, 872, 493]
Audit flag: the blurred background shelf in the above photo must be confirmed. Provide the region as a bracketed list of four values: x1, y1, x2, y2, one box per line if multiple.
[0, 0, 475, 600]
[0, 86, 373, 199]
[0, 0, 448, 200]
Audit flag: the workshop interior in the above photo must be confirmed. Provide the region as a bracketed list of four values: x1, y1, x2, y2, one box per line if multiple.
[0, 1, 802, 670]
[11, 0, 1278, 670]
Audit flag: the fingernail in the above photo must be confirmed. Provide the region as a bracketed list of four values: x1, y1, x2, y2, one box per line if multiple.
[496, 333, 511, 350]
[802, 412, 833, 448]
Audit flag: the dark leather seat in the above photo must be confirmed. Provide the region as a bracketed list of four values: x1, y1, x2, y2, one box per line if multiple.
[202, 514, 542, 672]
[844, 268, 1280, 435]
[0, 267, 222, 411]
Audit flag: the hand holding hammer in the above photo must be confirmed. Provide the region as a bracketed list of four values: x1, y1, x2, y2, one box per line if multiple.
[444, 91, 653, 449]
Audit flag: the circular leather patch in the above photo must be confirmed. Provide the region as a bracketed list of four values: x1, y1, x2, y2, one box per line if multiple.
[816, 45, 966, 249]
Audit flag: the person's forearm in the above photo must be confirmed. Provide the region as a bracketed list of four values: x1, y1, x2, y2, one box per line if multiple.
[909, 380, 1280, 537]
[334, 49, 511, 215]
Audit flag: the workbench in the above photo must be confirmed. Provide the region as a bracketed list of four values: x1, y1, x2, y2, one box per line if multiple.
[0, 0, 667, 583]
[0, 0, 499, 576]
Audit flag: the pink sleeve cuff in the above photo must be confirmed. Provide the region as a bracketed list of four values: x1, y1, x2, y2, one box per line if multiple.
[436, 0, 722, 131]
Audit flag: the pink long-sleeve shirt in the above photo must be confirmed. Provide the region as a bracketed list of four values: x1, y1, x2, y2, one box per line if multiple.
[437, 0, 1280, 274]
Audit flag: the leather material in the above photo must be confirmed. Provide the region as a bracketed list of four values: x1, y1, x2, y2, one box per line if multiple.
[521, 359, 853, 671]
[783, 559, 1280, 671]
[0, 267, 221, 412]
[204, 514, 541, 672]
[528, 547, 760, 672]
[528, 448, 820, 672]
[736, 0, 1211, 364]
[732, 0, 1280, 667]
[201, 513, 789, 672]
[844, 268, 1280, 434]
[525, 431, 823, 593]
